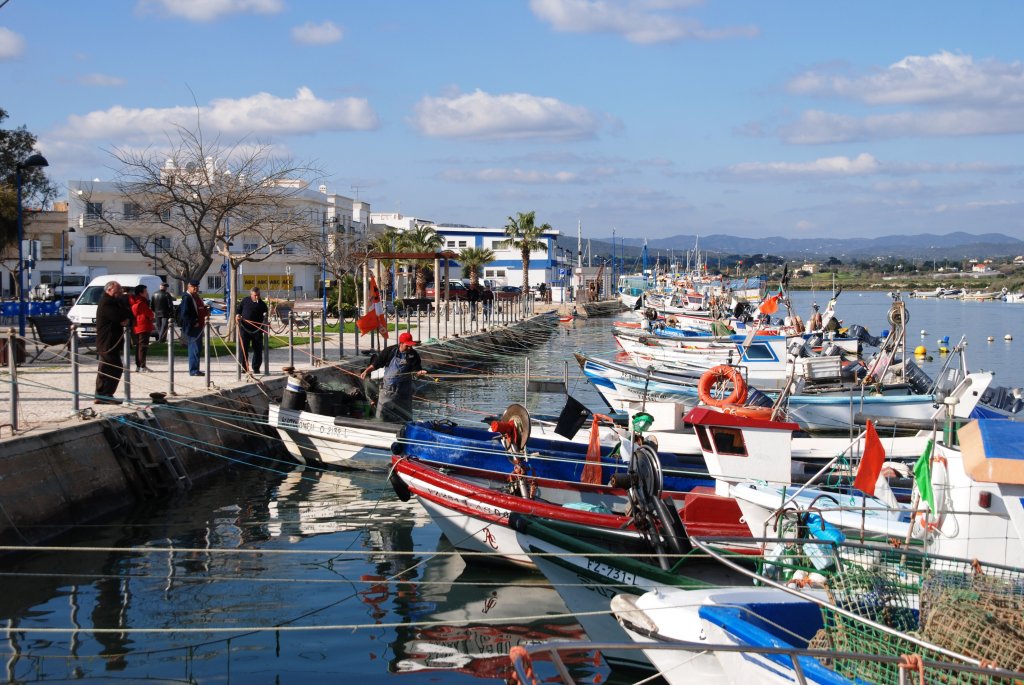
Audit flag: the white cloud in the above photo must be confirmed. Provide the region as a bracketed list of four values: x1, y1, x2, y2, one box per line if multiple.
[78, 73, 126, 87]
[136, 0, 283, 22]
[412, 89, 602, 141]
[442, 166, 618, 184]
[291, 20, 343, 45]
[55, 87, 378, 141]
[529, 0, 758, 44]
[0, 27, 26, 60]
[788, 51, 1024, 106]
[727, 153, 881, 178]
[779, 108, 1024, 144]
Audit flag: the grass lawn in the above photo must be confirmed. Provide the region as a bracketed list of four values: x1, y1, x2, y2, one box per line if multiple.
[148, 336, 325, 356]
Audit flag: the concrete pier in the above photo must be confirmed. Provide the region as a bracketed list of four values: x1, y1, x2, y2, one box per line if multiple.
[0, 311, 556, 547]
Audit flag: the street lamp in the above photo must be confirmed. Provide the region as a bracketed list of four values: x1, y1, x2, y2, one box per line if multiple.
[16, 153, 49, 335]
[61, 224, 76, 302]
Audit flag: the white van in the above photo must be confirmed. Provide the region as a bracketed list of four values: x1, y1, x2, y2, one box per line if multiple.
[67, 274, 166, 340]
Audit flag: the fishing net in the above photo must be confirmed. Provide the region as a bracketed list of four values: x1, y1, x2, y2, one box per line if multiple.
[816, 544, 1024, 684]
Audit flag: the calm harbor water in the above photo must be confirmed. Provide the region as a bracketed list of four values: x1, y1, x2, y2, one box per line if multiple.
[1, 291, 1020, 683]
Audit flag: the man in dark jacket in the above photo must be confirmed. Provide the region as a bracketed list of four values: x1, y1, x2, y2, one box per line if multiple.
[95, 280, 132, 404]
[359, 331, 426, 421]
[235, 286, 269, 374]
[466, 283, 480, 322]
[178, 279, 209, 376]
[151, 281, 174, 342]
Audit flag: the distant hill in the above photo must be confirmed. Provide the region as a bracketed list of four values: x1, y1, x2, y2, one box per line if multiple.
[578, 232, 1024, 261]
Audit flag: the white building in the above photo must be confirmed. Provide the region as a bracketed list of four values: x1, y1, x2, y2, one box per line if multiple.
[369, 214, 567, 291]
[66, 179, 368, 300]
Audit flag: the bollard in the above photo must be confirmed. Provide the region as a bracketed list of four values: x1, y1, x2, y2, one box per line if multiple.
[321, 310, 327, 365]
[460, 302, 465, 335]
[204, 319, 211, 389]
[308, 320, 315, 367]
[288, 312, 295, 370]
[71, 325, 80, 413]
[406, 307, 411, 334]
[338, 310, 345, 359]
[416, 306, 421, 338]
[427, 305, 432, 339]
[236, 321, 243, 382]
[6, 328, 18, 432]
[354, 309, 360, 357]
[123, 324, 132, 404]
[168, 321, 176, 395]
[263, 325, 269, 378]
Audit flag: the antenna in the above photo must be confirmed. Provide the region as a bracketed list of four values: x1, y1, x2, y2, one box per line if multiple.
[351, 185, 363, 200]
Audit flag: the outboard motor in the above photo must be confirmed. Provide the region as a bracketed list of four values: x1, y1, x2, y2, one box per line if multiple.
[845, 324, 882, 348]
[745, 386, 774, 408]
[933, 367, 964, 404]
[902, 358, 935, 395]
[787, 338, 811, 358]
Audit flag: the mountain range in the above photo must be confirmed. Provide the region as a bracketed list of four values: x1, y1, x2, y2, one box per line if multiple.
[568, 232, 1024, 261]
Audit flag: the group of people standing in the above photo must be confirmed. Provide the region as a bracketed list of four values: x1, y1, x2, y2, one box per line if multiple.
[94, 279, 268, 404]
[94, 280, 161, 404]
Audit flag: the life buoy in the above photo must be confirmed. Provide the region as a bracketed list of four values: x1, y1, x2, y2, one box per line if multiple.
[697, 365, 748, 407]
[720, 404, 774, 421]
[912, 455, 949, 537]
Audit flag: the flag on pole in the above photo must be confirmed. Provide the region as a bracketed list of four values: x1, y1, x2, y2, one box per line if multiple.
[357, 274, 388, 339]
[913, 439, 935, 512]
[759, 291, 781, 315]
[852, 420, 886, 496]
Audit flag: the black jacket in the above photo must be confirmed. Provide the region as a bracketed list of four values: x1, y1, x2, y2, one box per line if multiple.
[96, 293, 132, 355]
[236, 297, 269, 334]
[151, 289, 174, 317]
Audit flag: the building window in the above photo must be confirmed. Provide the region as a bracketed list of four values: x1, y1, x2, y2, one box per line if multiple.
[458, 240, 467, 247]
[153, 237, 172, 253]
[207, 275, 223, 290]
[242, 242, 259, 254]
[484, 269, 494, 277]
[124, 236, 141, 253]
[496, 269, 506, 278]
[492, 239, 511, 250]
[160, 208, 171, 221]
[85, 202, 103, 218]
[283, 243, 297, 255]
[123, 202, 141, 219]
[446, 240, 456, 248]
[87, 235, 104, 252]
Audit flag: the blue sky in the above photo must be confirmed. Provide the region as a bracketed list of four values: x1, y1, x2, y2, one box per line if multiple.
[2, 0, 1023, 241]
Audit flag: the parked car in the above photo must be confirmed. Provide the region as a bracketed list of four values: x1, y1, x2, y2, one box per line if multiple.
[495, 285, 522, 301]
[424, 280, 468, 299]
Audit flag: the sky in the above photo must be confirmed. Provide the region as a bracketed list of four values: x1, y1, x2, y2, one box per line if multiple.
[2, 0, 1023, 242]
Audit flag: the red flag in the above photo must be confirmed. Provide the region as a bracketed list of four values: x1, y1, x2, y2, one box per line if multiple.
[853, 420, 886, 496]
[356, 275, 388, 338]
[580, 413, 610, 485]
[759, 292, 780, 315]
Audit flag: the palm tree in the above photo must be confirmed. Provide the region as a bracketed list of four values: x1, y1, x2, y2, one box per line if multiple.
[367, 226, 401, 299]
[403, 225, 445, 297]
[504, 210, 550, 293]
[458, 246, 495, 289]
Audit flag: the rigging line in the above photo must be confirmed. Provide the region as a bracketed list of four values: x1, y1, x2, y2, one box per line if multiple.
[0, 606, 639, 636]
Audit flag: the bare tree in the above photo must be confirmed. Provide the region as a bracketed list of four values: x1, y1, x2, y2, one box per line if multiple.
[79, 123, 325, 293]
[296, 222, 366, 318]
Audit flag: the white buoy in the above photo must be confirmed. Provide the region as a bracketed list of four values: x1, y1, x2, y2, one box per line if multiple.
[1006, 334, 1014, 341]
[987, 336, 995, 342]
[920, 329, 928, 336]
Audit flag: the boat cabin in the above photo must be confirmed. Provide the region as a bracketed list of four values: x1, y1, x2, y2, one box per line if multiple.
[684, 407, 801, 492]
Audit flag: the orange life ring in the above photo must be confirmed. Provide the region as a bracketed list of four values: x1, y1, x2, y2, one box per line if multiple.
[720, 404, 774, 421]
[698, 365, 748, 407]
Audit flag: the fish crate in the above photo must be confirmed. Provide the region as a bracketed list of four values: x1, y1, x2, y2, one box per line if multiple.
[799, 356, 842, 382]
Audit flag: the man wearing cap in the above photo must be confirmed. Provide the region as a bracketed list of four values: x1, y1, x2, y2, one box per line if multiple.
[360, 331, 426, 421]
[235, 286, 269, 374]
[151, 281, 174, 343]
[178, 279, 210, 376]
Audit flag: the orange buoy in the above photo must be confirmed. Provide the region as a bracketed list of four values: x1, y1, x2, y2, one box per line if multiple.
[697, 365, 748, 407]
[720, 404, 774, 421]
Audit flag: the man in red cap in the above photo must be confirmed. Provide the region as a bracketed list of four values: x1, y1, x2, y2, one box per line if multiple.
[360, 331, 426, 421]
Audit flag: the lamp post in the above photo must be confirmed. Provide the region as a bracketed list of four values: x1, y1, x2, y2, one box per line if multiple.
[16, 153, 49, 336]
[321, 215, 328, 321]
[61, 225, 75, 301]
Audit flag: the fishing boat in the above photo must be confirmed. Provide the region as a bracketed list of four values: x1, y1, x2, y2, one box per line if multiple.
[388, 440, 705, 570]
[608, 538, 1024, 685]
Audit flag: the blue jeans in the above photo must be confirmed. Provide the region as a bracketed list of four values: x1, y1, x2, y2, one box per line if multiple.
[187, 328, 202, 374]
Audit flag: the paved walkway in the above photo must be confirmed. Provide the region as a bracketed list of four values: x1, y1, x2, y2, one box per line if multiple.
[1, 305, 551, 439]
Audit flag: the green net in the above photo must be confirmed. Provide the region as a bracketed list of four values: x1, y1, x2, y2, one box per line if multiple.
[816, 544, 1024, 684]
